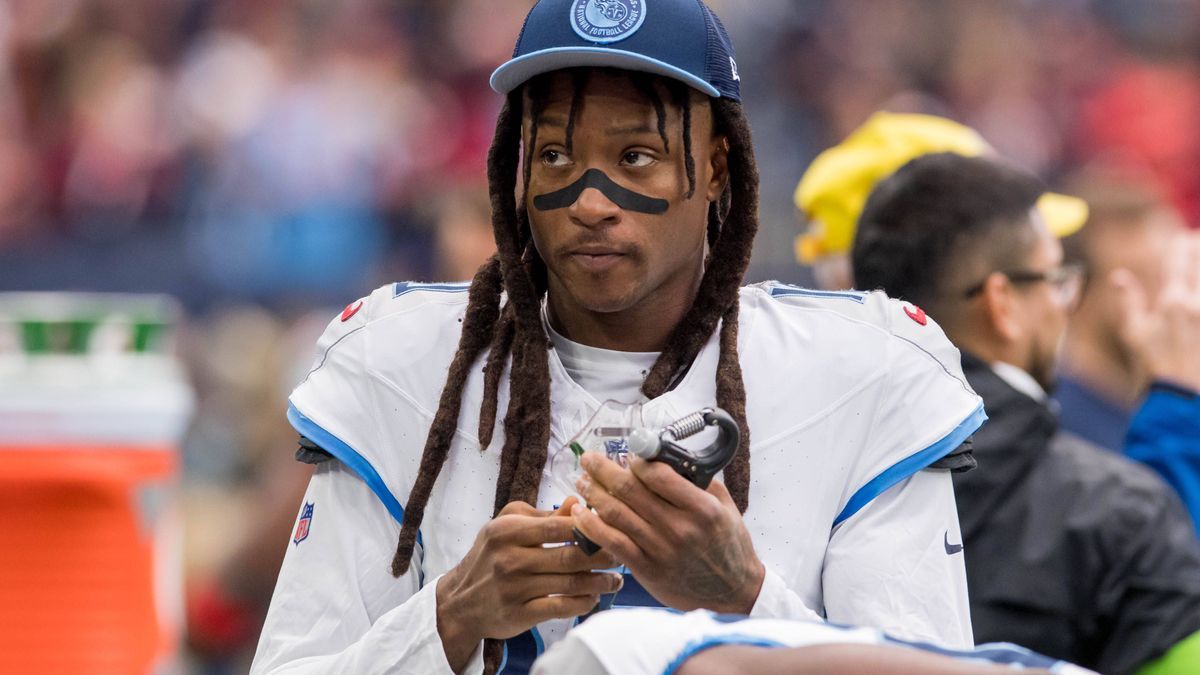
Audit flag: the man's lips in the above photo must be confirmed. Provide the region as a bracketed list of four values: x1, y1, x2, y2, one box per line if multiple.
[570, 252, 624, 272]
[564, 245, 629, 272]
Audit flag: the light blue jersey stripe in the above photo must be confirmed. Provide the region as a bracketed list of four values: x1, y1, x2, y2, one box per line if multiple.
[286, 402, 423, 549]
[393, 281, 471, 298]
[833, 403, 987, 527]
[768, 284, 867, 304]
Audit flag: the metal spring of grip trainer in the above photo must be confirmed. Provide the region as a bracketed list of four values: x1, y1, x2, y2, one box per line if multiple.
[664, 408, 711, 440]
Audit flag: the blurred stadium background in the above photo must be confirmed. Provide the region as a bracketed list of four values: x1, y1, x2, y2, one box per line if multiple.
[0, 0, 1196, 672]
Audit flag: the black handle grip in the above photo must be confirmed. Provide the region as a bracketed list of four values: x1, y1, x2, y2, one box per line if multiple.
[572, 408, 739, 555]
[573, 528, 603, 556]
[655, 408, 739, 489]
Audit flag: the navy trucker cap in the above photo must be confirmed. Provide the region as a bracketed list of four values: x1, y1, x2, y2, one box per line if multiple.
[490, 0, 741, 101]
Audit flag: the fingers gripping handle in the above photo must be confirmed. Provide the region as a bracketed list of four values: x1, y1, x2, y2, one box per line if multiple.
[628, 408, 740, 489]
[574, 408, 740, 555]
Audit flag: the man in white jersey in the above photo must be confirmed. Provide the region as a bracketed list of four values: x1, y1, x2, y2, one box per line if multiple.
[253, 1, 984, 673]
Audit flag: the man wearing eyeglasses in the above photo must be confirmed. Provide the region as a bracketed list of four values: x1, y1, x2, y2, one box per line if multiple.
[849, 151, 1200, 675]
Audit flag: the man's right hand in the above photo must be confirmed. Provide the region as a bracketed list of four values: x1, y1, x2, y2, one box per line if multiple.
[435, 497, 622, 672]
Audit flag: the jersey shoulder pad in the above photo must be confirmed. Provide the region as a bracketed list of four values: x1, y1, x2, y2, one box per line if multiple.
[375, 281, 473, 319]
[750, 282, 967, 384]
[751, 281, 873, 311]
[390, 280, 473, 301]
[303, 281, 471, 371]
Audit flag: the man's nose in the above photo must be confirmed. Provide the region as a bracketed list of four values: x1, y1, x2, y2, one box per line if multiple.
[568, 186, 621, 228]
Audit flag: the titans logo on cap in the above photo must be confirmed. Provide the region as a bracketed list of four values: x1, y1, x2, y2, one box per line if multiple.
[571, 0, 647, 44]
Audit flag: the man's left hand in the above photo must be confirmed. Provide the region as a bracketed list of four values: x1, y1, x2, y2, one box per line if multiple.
[570, 453, 765, 614]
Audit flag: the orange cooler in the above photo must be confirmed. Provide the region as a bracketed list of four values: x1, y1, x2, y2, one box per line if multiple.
[0, 294, 193, 674]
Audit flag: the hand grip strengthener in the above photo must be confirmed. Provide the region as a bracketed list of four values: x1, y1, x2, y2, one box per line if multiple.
[574, 407, 740, 555]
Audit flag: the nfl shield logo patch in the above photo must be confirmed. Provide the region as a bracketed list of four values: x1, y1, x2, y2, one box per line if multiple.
[604, 438, 630, 467]
[293, 502, 314, 545]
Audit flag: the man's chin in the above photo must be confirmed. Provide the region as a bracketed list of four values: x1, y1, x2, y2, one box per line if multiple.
[574, 296, 640, 315]
[562, 284, 641, 316]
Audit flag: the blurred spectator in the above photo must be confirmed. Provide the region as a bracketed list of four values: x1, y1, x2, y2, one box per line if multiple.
[1057, 168, 1200, 529]
[853, 152, 1200, 674]
[1057, 170, 1189, 445]
[1109, 235, 1200, 534]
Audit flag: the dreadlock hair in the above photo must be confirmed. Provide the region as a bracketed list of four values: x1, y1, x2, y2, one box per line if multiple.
[388, 68, 759, 674]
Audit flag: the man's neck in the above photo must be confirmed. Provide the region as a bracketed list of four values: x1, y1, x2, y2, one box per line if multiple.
[545, 288, 696, 352]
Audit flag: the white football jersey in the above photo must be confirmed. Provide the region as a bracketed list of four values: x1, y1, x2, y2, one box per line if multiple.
[533, 607, 1097, 675]
[253, 281, 985, 675]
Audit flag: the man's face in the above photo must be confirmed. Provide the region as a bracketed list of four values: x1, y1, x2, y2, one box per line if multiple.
[523, 71, 725, 320]
[1013, 214, 1070, 390]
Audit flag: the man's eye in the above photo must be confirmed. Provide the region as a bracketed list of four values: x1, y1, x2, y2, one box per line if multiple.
[541, 150, 570, 167]
[622, 151, 654, 167]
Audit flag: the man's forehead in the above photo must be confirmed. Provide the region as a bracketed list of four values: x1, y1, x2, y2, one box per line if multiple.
[527, 73, 671, 123]
[535, 113, 659, 138]
[524, 69, 714, 133]
[533, 70, 657, 103]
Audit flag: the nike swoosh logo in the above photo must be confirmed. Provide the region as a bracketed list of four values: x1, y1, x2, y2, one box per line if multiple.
[944, 531, 963, 555]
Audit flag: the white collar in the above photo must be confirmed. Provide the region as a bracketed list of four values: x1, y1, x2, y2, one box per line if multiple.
[542, 305, 660, 405]
[990, 360, 1047, 402]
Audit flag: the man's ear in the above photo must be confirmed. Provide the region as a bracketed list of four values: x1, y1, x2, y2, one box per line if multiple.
[705, 136, 730, 203]
[980, 273, 1022, 343]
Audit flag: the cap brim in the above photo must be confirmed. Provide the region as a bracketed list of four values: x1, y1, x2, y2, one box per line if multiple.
[1037, 192, 1089, 239]
[490, 47, 720, 97]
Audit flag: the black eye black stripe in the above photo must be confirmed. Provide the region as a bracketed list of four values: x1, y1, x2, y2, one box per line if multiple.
[532, 168, 669, 214]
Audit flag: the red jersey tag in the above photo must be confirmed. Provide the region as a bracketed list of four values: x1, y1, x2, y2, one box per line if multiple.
[340, 299, 364, 322]
[904, 304, 928, 326]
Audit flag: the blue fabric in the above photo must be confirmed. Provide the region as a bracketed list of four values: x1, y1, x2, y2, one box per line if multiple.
[1054, 373, 1131, 453]
[663, 635, 786, 675]
[767, 284, 867, 304]
[833, 403, 987, 528]
[500, 628, 543, 674]
[1125, 385, 1200, 533]
[649, 611, 1069, 674]
[881, 635, 1060, 669]
[609, 572, 659, 609]
[392, 281, 470, 298]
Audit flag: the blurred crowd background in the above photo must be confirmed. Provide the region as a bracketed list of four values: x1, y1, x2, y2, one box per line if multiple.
[0, 0, 1196, 671]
